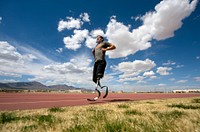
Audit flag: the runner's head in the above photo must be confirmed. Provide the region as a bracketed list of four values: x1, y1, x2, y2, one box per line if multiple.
[97, 35, 104, 43]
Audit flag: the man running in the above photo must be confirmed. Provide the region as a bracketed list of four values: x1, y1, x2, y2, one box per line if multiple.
[92, 35, 116, 84]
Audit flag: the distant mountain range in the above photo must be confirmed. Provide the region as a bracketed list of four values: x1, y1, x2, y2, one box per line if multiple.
[0, 81, 93, 92]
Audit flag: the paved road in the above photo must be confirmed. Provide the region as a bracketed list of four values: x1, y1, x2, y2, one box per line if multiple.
[0, 93, 200, 111]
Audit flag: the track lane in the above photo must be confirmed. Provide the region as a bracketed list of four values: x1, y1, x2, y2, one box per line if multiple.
[0, 93, 200, 111]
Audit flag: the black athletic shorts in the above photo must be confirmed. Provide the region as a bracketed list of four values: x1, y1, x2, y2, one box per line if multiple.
[93, 60, 107, 83]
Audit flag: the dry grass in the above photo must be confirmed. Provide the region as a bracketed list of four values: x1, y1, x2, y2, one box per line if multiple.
[0, 97, 200, 132]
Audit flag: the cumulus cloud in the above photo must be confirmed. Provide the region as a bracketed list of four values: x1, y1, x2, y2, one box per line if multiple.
[0, 41, 54, 78]
[113, 59, 156, 82]
[143, 71, 155, 76]
[85, 36, 96, 49]
[105, 18, 151, 58]
[80, 12, 90, 22]
[140, 0, 198, 40]
[0, 40, 94, 86]
[58, 17, 83, 32]
[156, 67, 172, 75]
[105, 0, 198, 58]
[58, 0, 197, 58]
[0, 41, 22, 63]
[44, 57, 92, 74]
[31, 54, 94, 86]
[63, 29, 89, 50]
[90, 29, 105, 37]
[58, 13, 90, 32]
[0, 17, 2, 23]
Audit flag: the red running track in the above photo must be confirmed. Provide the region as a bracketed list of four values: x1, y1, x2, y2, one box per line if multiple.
[0, 93, 200, 111]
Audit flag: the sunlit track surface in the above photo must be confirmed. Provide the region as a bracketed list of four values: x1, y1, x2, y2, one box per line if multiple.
[0, 93, 200, 111]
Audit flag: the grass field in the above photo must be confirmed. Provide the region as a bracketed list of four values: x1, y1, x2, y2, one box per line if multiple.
[0, 97, 200, 132]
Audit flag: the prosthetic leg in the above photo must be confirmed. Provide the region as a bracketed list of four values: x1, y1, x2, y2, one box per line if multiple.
[87, 78, 108, 101]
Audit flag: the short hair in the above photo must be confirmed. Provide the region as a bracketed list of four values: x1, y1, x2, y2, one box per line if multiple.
[97, 35, 104, 41]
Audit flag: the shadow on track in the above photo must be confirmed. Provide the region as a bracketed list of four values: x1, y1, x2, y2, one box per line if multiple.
[87, 98, 132, 105]
[104, 99, 131, 102]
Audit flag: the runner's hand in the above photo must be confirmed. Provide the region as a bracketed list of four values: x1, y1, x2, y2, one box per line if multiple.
[102, 48, 107, 51]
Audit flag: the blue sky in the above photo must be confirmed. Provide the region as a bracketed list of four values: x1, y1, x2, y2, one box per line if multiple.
[0, 0, 200, 92]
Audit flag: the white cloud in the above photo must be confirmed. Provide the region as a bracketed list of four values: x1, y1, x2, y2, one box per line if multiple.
[176, 65, 184, 68]
[105, 0, 198, 58]
[0, 41, 22, 62]
[56, 48, 63, 53]
[158, 83, 166, 87]
[15, 43, 53, 64]
[149, 76, 157, 79]
[163, 60, 176, 66]
[196, 56, 200, 59]
[176, 79, 188, 83]
[194, 77, 200, 82]
[80, 12, 90, 22]
[113, 59, 156, 82]
[131, 15, 141, 21]
[156, 67, 172, 75]
[0, 79, 18, 83]
[31, 54, 94, 86]
[105, 18, 151, 58]
[0, 41, 55, 79]
[63, 29, 89, 50]
[143, 71, 155, 76]
[169, 78, 176, 81]
[142, 0, 198, 40]
[90, 29, 105, 37]
[85, 36, 96, 49]
[0, 17, 2, 23]
[114, 59, 156, 73]
[0, 41, 94, 87]
[0, 71, 21, 78]
[58, 17, 83, 32]
[44, 57, 92, 74]
[119, 76, 146, 83]
[58, 13, 90, 32]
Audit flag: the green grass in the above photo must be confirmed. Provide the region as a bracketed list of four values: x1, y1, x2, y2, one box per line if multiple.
[1, 97, 200, 132]
[37, 114, 54, 124]
[0, 112, 33, 124]
[104, 119, 133, 132]
[0, 112, 18, 124]
[117, 104, 130, 109]
[167, 103, 200, 109]
[124, 109, 142, 115]
[48, 107, 65, 112]
[152, 110, 185, 131]
[64, 116, 92, 132]
[146, 101, 154, 104]
[192, 98, 200, 103]
[21, 125, 37, 132]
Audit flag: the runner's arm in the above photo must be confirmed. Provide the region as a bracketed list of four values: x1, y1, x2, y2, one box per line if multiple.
[102, 43, 116, 51]
[92, 49, 95, 58]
